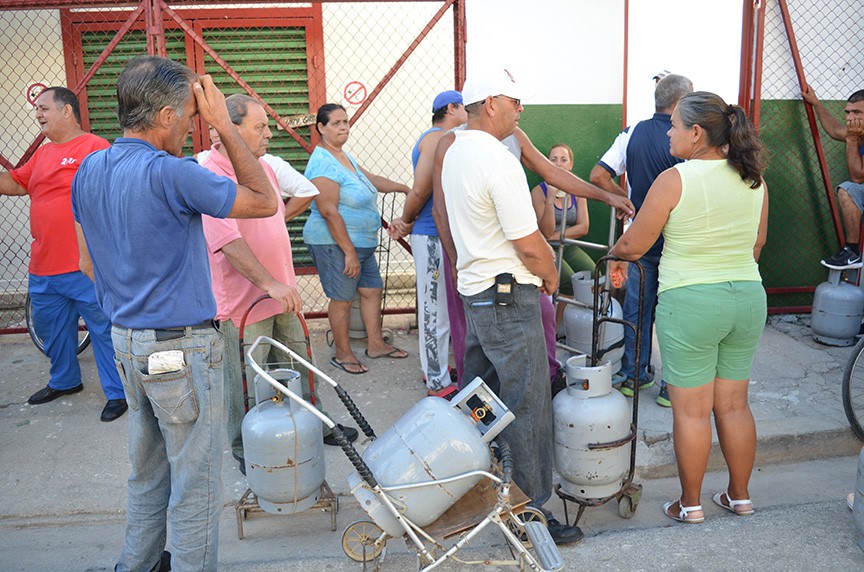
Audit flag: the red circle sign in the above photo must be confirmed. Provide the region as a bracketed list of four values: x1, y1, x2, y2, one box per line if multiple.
[343, 81, 367, 106]
[27, 83, 47, 106]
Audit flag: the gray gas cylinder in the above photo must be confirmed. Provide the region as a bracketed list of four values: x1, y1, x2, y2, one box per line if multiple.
[347, 396, 492, 537]
[811, 269, 864, 346]
[553, 354, 631, 500]
[855, 445, 864, 552]
[242, 369, 325, 514]
[563, 271, 624, 372]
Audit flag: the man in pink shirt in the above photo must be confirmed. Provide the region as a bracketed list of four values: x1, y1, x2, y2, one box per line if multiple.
[201, 94, 357, 473]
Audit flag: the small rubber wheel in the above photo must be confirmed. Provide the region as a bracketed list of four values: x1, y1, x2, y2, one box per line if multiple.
[618, 495, 638, 519]
[507, 506, 547, 547]
[381, 328, 395, 345]
[341, 520, 384, 562]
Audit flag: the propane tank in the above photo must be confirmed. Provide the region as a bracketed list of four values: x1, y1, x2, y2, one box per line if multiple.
[553, 354, 631, 500]
[242, 369, 325, 514]
[563, 271, 625, 372]
[811, 269, 864, 346]
[347, 378, 512, 538]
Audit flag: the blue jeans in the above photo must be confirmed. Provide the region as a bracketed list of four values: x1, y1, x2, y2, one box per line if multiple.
[621, 255, 660, 383]
[462, 283, 552, 509]
[29, 272, 124, 399]
[112, 325, 224, 572]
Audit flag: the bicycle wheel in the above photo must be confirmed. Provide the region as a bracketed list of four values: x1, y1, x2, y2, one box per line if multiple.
[842, 336, 864, 442]
[24, 293, 91, 356]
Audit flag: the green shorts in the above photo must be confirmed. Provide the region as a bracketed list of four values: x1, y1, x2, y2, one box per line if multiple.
[655, 281, 766, 388]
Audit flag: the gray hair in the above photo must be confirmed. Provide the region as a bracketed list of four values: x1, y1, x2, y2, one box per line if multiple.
[116, 55, 197, 132]
[225, 94, 260, 126]
[655, 74, 693, 112]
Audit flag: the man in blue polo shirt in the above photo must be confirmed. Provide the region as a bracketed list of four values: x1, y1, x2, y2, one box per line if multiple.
[71, 56, 277, 572]
[590, 73, 693, 407]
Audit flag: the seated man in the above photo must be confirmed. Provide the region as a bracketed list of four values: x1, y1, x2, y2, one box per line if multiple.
[803, 84, 864, 269]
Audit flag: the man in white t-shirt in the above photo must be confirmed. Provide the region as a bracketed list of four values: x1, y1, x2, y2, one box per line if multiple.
[441, 68, 583, 546]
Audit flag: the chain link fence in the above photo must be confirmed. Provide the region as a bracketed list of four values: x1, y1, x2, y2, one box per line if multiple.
[755, 0, 863, 309]
[0, 1, 461, 331]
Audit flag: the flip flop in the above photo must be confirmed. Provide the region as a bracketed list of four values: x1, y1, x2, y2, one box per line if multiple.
[364, 347, 408, 359]
[329, 357, 368, 375]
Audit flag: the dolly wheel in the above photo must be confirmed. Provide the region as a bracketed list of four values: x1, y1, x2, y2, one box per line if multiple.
[618, 495, 638, 519]
[342, 520, 385, 562]
[507, 506, 547, 547]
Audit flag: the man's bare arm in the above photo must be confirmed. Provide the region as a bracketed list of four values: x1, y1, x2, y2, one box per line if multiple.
[802, 83, 847, 141]
[589, 164, 627, 197]
[431, 133, 458, 274]
[512, 230, 558, 295]
[846, 118, 864, 183]
[283, 196, 314, 221]
[193, 76, 276, 218]
[0, 172, 27, 196]
[75, 222, 94, 281]
[220, 238, 302, 314]
[514, 128, 634, 218]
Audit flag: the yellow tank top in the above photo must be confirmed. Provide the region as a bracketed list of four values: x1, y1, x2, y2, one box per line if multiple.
[658, 159, 764, 293]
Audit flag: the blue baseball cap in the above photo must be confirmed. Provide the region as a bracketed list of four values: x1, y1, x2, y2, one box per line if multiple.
[432, 90, 463, 112]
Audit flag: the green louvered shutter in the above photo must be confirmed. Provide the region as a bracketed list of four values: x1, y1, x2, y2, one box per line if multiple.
[79, 26, 314, 268]
[200, 26, 314, 268]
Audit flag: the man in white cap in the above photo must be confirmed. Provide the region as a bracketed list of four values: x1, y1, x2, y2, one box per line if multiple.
[440, 69, 583, 545]
[390, 90, 467, 398]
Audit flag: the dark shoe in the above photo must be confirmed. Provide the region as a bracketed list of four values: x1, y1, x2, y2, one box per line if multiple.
[158, 550, 171, 572]
[233, 452, 246, 476]
[821, 246, 863, 270]
[656, 382, 671, 407]
[546, 517, 584, 545]
[427, 384, 458, 400]
[101, 399, 128, 422]
[28, 384, 84, 405]
[323, 423, 359, 446]
[619, 377, 653, 397]
[551, 369, 567, 400]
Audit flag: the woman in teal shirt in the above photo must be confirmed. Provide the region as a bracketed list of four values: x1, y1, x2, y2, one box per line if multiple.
[304, 104, 410, 375]
[611, 92, 768, 525]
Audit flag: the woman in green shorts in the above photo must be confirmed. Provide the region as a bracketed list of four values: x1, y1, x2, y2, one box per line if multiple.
[610, 91, 768, 525]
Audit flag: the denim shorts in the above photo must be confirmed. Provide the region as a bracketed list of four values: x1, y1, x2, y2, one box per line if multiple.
[839, 181, 864, 212]
[655, 281, 766, 388]
[308, 243, 383, 301]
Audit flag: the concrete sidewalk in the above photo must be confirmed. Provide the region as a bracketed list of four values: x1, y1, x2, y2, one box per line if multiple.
[0, 313, 861, 570]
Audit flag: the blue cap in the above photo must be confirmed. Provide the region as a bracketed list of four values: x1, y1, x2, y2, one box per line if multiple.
[432, 90, 463, 112]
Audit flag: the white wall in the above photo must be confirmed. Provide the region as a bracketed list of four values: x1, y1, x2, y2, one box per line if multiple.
[465, 0, 624, 105]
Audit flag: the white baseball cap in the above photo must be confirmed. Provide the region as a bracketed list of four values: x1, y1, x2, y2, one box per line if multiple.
[461, 68, 527, 106]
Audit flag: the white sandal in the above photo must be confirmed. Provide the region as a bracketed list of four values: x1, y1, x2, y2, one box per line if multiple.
[663, 498, 705, 523]
[712, 491, 754, 516]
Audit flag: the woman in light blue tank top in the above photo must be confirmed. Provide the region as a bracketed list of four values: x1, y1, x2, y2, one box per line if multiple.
[530, 143, 595, 297]
[304, 104, 412, 374]
[610, 92, 769, 527]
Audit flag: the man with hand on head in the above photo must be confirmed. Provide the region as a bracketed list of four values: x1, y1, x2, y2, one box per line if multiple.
[72, 56, 278, 572]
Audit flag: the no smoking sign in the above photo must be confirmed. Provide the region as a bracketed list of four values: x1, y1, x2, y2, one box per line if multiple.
[342, 81, 367, 107]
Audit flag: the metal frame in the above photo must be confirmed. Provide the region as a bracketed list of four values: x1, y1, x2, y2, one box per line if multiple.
[739, 0, 843, 313]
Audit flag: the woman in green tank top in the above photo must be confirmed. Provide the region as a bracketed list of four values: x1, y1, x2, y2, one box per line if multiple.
[610, 92, 769, 525]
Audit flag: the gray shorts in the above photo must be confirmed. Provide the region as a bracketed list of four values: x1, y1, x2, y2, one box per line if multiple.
[839, 181, 864, 212]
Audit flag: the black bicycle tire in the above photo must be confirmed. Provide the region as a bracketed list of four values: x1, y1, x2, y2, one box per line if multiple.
[841, 335, 864, 442]
[24, 294, 91, 356]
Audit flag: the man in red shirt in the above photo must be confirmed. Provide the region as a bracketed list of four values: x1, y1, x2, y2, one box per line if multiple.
[0, 87, 126, 422]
